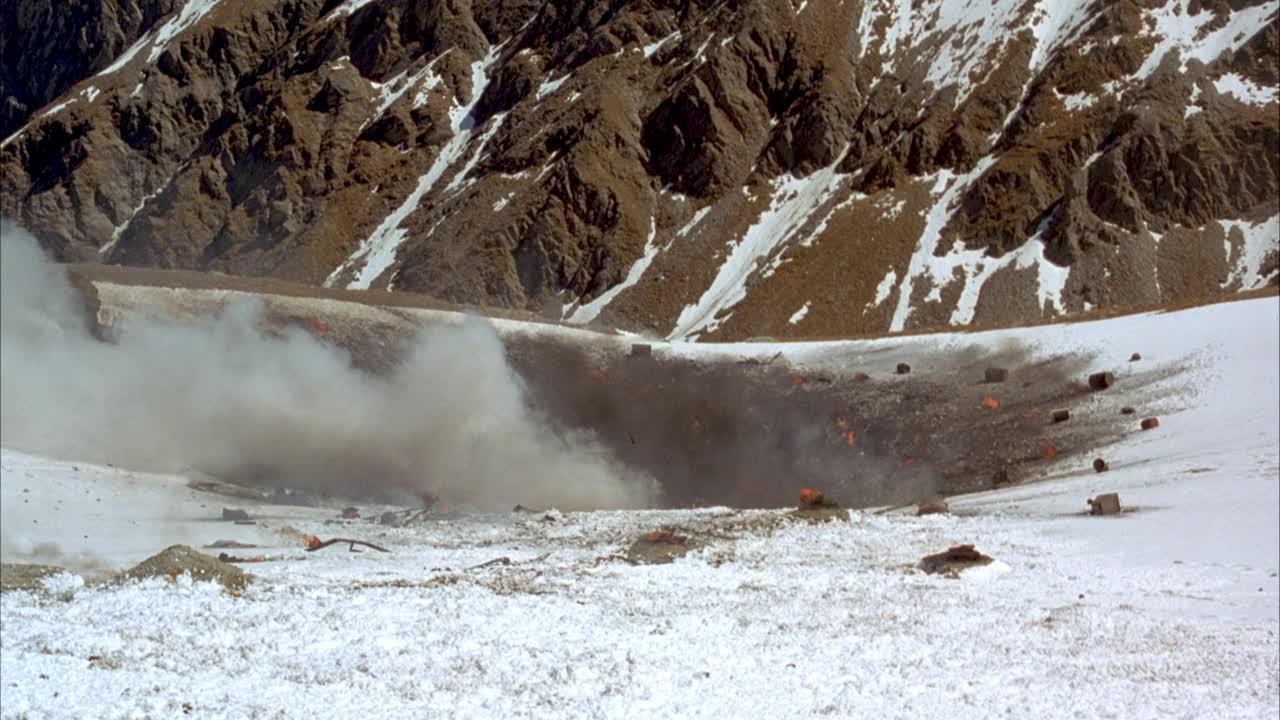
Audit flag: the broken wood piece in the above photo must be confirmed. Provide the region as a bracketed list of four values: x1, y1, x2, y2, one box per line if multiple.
[305, 538, 391, 553]
[1087, 493, 1122, 516]
[1088, 371, 1115, 390]
[216, 553, 272, 563]
[896, 362, 911, 375]
[1051, 409, 1070, 423]
[1092, 458, 1109, 473]
[916, 496, 949, 516]
[467, 557, 513, 570]
[984, 367, 1009, 383]
[1141, 417, 1160, 430]
[640, 530, 686, 545]
[918, 544, 994, 575]
[221, 508, 250, 522]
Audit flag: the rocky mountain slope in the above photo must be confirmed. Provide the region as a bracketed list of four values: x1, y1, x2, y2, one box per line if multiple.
[2, 0, 1277, 339]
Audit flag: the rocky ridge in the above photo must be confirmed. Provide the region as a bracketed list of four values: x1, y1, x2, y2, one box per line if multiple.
[2, 0, 1277, 339]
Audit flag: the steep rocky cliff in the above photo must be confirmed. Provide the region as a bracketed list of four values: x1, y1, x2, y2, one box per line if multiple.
[2, 0, 1277, 339]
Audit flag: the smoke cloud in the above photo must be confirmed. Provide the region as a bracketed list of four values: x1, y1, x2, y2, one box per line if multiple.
[0, 221, 658, 511]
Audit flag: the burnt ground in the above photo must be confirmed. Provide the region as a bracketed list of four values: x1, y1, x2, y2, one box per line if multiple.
[71, 266, 1193, 510]
[504, 337, 1186, 509]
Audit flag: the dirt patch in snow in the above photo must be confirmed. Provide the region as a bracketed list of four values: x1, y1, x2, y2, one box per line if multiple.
[121, 545, 252, 595]
[0, 563, 66, 593]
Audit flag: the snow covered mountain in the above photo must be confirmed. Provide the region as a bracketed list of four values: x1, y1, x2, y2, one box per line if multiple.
[2, 0, 1278, 339]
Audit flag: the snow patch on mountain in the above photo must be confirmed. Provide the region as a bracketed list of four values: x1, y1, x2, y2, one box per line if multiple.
[668, 156, 848, 340]
[567, 218, 659, 325]
[1222, 214, 1280, 289]
[1213, 73, 1279, 106]
[889, 156, 997, 332]
[1134, 0, 1278, 81]
[328, 48, 501, 290]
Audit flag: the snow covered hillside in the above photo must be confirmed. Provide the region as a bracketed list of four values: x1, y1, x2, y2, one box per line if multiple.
[2, 296, 1278, 719]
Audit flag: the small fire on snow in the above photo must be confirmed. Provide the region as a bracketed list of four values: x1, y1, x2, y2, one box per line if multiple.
[982, 397, 1000, 409]
[641, 530, 685, 545]
[303, 534, 322, 550]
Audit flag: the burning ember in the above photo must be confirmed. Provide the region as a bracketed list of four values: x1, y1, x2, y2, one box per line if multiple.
[303, 534, 322, 550]
[1041, 442, 1057, 459]
[799, 487, 839, 509]
[982, 397, 1000, 409]
[640, 530, 686, 545]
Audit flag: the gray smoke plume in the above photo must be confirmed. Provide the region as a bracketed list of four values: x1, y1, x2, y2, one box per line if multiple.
[0, 221, 658, 511]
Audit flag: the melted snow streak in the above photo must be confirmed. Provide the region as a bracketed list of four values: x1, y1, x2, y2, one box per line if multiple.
[327, 48, 501, 290]
[566, 218, 658, 325]
[669, 158, 847, 341]
[1222, 215, 1280, 289]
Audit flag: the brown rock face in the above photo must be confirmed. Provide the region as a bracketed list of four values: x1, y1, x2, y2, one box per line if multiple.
[3, 0, 1277, 339]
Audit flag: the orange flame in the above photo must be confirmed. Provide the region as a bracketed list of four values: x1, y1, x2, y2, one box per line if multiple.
[303, 534, 322, 550]
[799, 488, 823, 506]
[982, 397, 1000, 409]
[845, 431, 857, 447]
[1041, 442, 1057, 459]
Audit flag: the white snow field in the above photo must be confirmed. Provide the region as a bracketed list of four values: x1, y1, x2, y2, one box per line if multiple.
[2, 296, 1279, 719]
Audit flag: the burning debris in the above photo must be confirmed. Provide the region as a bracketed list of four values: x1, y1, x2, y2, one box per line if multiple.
[305, 537, 390, 553]
[626, 530, 697, 564]
[916, 496, 949, 516]
[918, 544, 995, 576]
[789, 488, 848, 522]
[798, 488, 836, 510]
